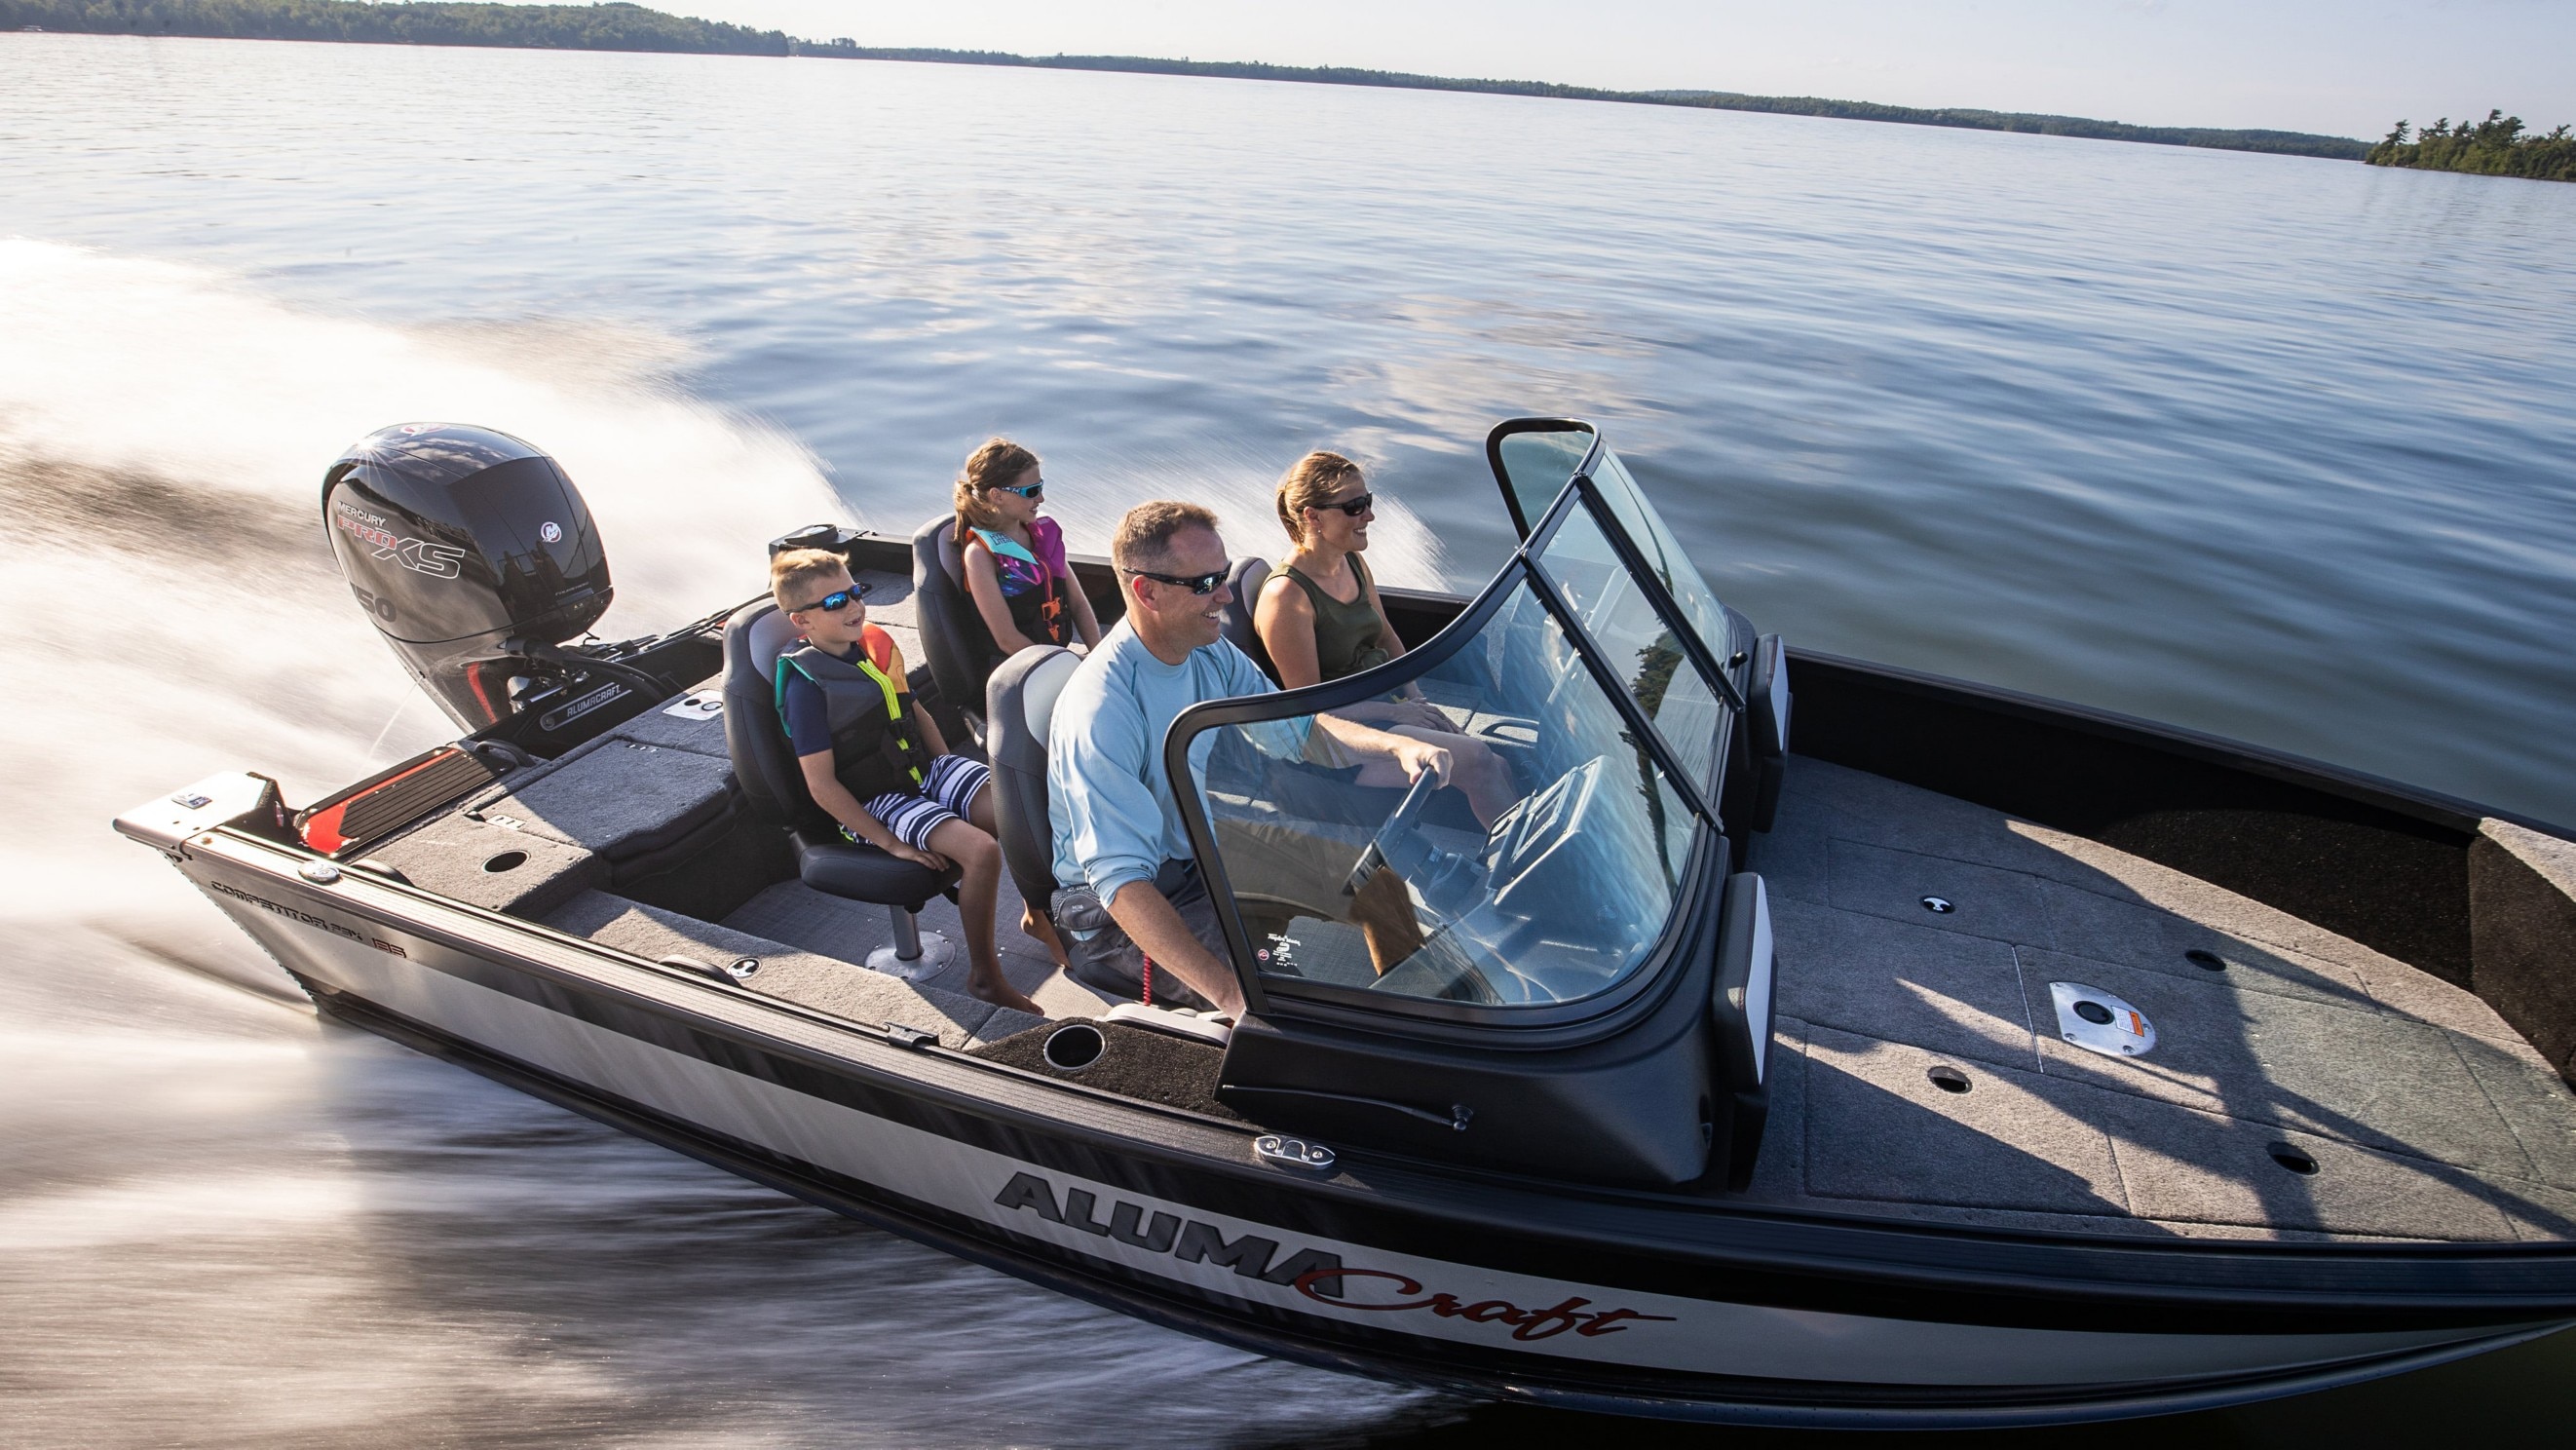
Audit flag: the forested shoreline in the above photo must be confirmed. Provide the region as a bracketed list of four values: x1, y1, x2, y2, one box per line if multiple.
[2368, 112, 2575, 182]
[2, 0, 2378, 161]
[2, 0, 789, 54]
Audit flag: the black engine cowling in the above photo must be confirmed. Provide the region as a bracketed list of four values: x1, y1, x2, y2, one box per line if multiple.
[322, 423, 612, 731]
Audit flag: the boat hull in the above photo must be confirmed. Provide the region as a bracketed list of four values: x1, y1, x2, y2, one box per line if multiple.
[162, 829, 2574, 1427]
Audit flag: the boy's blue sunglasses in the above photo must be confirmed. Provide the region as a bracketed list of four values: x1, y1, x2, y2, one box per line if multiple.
[795, 582, 869, 614]
[999, 479, 1044, 499]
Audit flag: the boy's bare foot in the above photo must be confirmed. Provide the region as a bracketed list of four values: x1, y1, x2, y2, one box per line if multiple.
[970, 973, 1046, 1018]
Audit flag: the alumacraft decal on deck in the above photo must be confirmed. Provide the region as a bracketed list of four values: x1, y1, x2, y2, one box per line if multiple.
[996, 1170, 1673, 1343]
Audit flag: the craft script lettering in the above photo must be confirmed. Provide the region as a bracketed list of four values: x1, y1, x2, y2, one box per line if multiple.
[1295, 1266, 1676, 1342]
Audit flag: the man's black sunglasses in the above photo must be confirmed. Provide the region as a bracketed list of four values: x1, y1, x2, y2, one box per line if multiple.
[1130, 568, 1228, 595]
[1313, 491, 1375, 517]
[794, 582, 870, 614]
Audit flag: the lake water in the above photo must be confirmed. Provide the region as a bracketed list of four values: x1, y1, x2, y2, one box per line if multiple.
[3, 32, 2573, 1448]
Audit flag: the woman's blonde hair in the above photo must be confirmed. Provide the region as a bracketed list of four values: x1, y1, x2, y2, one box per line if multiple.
[1274, 450, 1366, 544]
[953, 438, 1041, 543]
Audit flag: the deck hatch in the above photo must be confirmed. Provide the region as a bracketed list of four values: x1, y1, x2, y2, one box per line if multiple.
[2050, 981, 2157, 1057]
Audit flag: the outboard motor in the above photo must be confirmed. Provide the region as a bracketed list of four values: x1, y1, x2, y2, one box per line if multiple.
[322, 423, 613, 732]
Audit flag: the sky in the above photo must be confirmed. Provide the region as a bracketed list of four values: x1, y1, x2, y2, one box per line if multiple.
[665, 0, 2576, 141]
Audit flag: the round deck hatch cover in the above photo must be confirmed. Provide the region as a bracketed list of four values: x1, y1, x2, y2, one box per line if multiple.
[2050, 981, 2155, 1057]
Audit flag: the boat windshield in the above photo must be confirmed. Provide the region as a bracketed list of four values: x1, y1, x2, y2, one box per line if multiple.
[1178, 566, 1701, 1012]
[1534, 495, 1727, 795]
[1577, 449, 1733, 672]
[1489, 422, 1734, 673]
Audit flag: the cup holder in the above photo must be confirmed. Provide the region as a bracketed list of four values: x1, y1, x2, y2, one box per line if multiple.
[482, 850, 528, 873]
[1042, 1021, 1106, 1073]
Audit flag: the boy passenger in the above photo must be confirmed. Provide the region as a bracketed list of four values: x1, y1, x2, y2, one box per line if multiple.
[771, 549, 1044, 1017]
[1046, 502, 1453, 1015]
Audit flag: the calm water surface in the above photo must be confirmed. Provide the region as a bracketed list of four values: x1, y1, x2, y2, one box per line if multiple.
[3, 33, 2572, 1447]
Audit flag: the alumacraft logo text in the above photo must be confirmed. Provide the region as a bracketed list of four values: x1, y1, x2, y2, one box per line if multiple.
[334, 502, 467, 579]
[994, 1172, 1675, 1343]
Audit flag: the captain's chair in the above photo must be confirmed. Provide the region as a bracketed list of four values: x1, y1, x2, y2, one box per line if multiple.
[985, 644, 1082, 930]
[722, 601, 962, 973]
[911, 514, 993, 749]
[1217, 555, 1275, 683]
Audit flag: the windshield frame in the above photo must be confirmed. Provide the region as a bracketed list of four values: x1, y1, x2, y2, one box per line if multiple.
[1529, 472, 1748, 735]
[1486, 417, 1603, 541]
[1163, 553, 1724, 1029]
[1488, 419, 1744, 711]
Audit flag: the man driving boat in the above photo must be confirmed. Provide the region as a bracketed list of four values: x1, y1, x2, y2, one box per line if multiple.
[1047, 501, 1454, 1015]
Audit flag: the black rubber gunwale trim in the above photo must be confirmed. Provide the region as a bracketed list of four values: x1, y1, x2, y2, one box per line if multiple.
[299, 977, 2569, 1431]
[1787, 648, 2561, 838]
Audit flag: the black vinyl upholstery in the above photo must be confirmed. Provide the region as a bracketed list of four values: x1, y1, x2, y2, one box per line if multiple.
[911, 514, 991, 747]
[1219, 555, 1274, 682]
[721, 600, 956, 911]
[986, 644, 1082, 921]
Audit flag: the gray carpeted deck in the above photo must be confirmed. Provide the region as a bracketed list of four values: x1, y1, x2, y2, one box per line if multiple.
[1742, 756, 2576, 1242]
[542, 889, 1045, 1049]
[379, 562, 2576, 1240]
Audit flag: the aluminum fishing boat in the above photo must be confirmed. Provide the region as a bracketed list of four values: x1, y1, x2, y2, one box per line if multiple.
[118, 418, 2576, 1426]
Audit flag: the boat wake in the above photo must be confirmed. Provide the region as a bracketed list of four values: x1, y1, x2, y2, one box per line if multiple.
[0, 241, 1453, 1447]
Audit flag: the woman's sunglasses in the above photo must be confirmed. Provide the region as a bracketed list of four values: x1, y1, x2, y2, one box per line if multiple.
[795, 582, 870, 614]
[1131, 568, 1228, 595]
[997, 480, 1045, 499]
[1311, 491, 1375, 517]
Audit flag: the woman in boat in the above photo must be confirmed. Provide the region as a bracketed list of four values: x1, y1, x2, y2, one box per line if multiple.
[956, 439, 1104, 668]
[1254, 451, 1516, 826]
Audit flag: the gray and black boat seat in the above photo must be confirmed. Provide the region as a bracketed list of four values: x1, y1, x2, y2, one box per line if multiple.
[985, 644, 1083, 932]
[1217, 555, 1273, 682]
[362, 702, 740, 918]
[910, 513, 992, 748]
[721, 599, 961, 961]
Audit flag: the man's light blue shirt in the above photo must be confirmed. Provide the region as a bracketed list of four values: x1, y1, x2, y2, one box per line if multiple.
[1048, 620, 1304, 905]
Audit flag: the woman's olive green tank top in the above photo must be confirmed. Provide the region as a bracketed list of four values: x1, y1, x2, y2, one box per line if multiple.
[1284, 553, 1390, 681]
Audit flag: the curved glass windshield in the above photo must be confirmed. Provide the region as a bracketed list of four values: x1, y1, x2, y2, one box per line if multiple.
[1537, 498, 1726, 795]
[1584, 449, 1733, 668]
[1182, 569, 1699, 1011]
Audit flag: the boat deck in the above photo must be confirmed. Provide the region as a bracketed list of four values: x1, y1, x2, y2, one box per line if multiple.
[1743, 755, 2576, 1241]
[370, 562, 2576, 1243]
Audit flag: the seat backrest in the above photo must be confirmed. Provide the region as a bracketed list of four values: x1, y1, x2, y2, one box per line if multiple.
[722, 600, 818, 830]
[911, 514, 995, 741]
[986, 644, 1081, 916]
[1219, 555, 1275, 682]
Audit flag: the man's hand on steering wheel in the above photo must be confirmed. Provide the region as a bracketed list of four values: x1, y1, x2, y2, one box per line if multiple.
[1392, 738, 1454, 788]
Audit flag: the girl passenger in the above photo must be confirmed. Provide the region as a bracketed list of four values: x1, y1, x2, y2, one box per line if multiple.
[954, 439, 1104, 668]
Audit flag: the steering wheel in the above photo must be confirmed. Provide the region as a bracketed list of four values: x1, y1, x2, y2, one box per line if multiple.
[1342, 769, 1444, 898]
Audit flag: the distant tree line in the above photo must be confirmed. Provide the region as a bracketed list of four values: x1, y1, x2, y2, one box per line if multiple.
[5, 0, 2377, 162]
[0, 0, 789, 56]
[794, 40, 2370, 160]
[2368, 111, 2575, 182]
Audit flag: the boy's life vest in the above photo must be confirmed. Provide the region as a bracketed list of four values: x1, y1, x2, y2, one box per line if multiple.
[775, 631, 936, 812]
